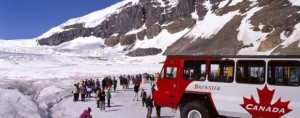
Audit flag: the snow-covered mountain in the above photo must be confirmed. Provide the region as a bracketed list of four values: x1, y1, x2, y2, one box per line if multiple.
[2, 0, 299, 56]
[33, 0, 300, 56]
[1, 0, 299, 79]
[0, 0, 300, 118]
[165, 0, 300, 55]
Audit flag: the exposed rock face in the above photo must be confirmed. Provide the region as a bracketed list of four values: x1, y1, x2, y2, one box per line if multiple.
[37, 0, 300, 56]
[258, 36, 282, 52]
[119, 34, 136, 46]
[165, 17, 196, 33]
[146, 24, 162, 39]
[164, 15, 244, 55]
[215, 0, 252, 15]
[62, 23, 85, 30]
[92, 5, 145, 38]
[38, 0, 202, 46]
[104, 36, 120, 47]
[137, 30, 146, 40]
[38, 27, 92, 46]
[250, 0, 300, 52]
[164, 0, 300, 55]
[272, 41, 300, 55]
[126, 48, 162, 57]
[195, 0, 217, 20]
[104, 34, 137, 47]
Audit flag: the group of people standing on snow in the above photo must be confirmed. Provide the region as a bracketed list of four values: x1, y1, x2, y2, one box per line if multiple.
[94, 87, 111, 111]
[72, 78, 95, 102]
[101, 76, 118, 92]
[72, 77, 113, 111]
[77, 72, 161, 118]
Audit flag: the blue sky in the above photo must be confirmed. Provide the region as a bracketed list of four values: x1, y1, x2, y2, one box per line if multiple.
[0, 0, 121, 40]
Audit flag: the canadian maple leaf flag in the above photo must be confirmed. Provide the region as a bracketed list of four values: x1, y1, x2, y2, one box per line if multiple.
[240, 85, 292, 118]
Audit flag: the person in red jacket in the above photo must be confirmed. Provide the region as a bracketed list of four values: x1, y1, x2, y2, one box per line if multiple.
[79, 107, 92, 118]
[135, 77, 141, 86]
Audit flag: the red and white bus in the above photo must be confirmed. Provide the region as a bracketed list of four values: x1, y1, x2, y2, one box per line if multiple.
[152, 55, 300, 118]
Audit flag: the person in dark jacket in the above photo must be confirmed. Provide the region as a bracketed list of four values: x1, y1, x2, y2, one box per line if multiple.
[131, 75, 135, 85]
[113, 77, 117, 91]
[87, 80, 93, 98]
[124, 77, 128, 91]
[84, 79, 88, 87]
[151, 84, 156, 93]
[119, 75, 123, 86]
[145, 95, 154, 118]
[102, 78, 107, 90]
[94, 85, 100, 94]
[107, 77, 113, 90]
[140, 89, 147, 107]
[99, 89, 106, 111]
[154, 102, 161, 118]
[79, 107, 92, 118]
[96, 79, 100, 87]
[133, 84, 139, 101]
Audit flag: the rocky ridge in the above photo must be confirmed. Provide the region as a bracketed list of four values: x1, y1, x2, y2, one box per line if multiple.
[37, 0, 300, 56]
[38, 0, 199, 47]
[164, 0, 300, 55]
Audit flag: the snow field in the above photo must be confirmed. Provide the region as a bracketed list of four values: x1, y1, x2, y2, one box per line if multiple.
[52, 84, 180, 118]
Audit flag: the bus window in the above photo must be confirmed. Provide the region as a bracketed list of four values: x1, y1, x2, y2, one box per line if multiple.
[268, 61, 300, 86]
[183, 60, 206, 81]
[236, 60, 265, 84]
[165, 67, 177, 79]
[208, 60, 234, 83]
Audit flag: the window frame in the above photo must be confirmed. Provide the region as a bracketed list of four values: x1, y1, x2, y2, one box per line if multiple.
[208, 60, 235, 83]
[164, 67, 177, 79]
[267, 60, 300, 87]
[183, 60, 207, 81]
[236, 60, 266, 84]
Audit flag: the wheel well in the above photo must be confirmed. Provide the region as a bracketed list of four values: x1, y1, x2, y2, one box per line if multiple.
[179, 92, 220, 117]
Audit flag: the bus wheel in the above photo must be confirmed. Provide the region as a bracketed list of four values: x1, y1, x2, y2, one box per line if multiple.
[180, 101, 210, 118]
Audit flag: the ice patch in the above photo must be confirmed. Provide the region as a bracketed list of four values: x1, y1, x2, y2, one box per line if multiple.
[0, 39, 37, 48]
[191, 11, 199, 19]
[187, 10, 239, 41]
[125, 24, 146, 35]
[229, 0, 243, 6]
[258, 24, 264, 30]
[237, 6, 270, 55]
[55, 36, 105, 50]
[38, 86, 64, 100]
[289, 0, 300, 6]
[0, 88, 40, 118]
[280, 23, 300, 48]
[203, 0, 212, 10]
[219, 0, 229, 8]
[219, 0, 243, 8]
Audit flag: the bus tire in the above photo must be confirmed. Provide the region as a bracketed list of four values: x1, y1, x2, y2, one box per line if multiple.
[180, 101, 210, 118]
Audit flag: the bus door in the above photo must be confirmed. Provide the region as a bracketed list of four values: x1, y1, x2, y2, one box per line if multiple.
[160, 66, 179, 108]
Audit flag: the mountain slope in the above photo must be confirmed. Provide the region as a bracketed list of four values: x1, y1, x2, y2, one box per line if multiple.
[36, 0, 300, 56]
[164, 0, 300, 55]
